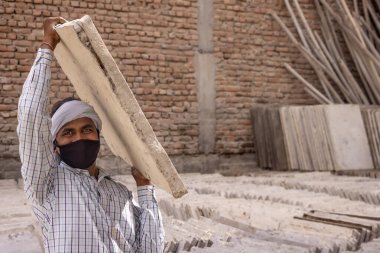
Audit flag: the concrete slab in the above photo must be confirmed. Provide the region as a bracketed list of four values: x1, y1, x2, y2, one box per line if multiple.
[360, 106, 380, 170]
[324, 105, 373, 170]
[0, 229, 42, 253]
[3, 172, 380, 252]
[253, 105, 376, 171]
[54, 15, 187, 198]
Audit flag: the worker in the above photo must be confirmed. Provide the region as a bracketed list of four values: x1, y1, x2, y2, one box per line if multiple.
[17, 17, 164, 253]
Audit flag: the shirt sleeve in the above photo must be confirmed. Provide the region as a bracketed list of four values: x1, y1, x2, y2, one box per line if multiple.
[17, 48, 58, 205]
[134, 185, 165, 253]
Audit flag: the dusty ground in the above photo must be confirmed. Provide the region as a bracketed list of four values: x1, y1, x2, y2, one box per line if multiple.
[1, 171, 380, 252]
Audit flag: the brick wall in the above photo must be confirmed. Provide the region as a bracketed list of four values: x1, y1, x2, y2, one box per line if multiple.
[213, 0, 319, 154]
[0, 0, 320, 177]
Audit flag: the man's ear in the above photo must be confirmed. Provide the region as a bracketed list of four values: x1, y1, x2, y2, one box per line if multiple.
[53, 140, 60, 154]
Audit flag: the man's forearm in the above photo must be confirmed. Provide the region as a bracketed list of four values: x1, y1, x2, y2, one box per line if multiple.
[137, 185, 165, 252]
[18, 49, 53, 115]
[17, 49, 56, 204]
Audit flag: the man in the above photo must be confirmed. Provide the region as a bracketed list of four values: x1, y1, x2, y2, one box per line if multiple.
[17, 17, 164, 253]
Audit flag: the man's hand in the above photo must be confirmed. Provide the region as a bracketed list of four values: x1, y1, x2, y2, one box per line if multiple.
[131, 167, 151, 186]
[41, 17, 66, 50]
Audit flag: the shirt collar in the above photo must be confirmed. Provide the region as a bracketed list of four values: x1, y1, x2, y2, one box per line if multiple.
[59, 162, 110, 182]
[97, 167, 111, 181]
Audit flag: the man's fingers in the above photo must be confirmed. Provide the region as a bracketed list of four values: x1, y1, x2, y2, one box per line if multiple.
[52, 17, 66, 28]
[42, 17, 65, 49]
[58, 17, 68, 24]
[53, 18, 65, 30]
[131, 167, 141, 176]
[45, 17, 66, 26]
[131, 167, 148, 179]
[131, 166, 151, 186]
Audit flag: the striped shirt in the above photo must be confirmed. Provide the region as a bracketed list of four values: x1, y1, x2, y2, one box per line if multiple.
[17, 49, 164, 253]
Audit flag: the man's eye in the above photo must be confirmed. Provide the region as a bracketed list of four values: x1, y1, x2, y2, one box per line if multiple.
[62, 130, 73, 136]
[83, 128, 94, 133]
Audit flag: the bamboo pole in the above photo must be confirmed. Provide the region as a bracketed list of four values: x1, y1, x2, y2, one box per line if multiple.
[292, 0, 321, 52]
[365, 0, 380, 33]
[273, 0, 380, 105]
[338, 0, 365, 45]
[287, 0, 363, 103]
[284, 0, 309, 49]
[320, 0, 380, 69]
[358, 15, 380, 50]
[313, 32, 360, 103]
[271, 11, 345, 102]
[284, 63, 332, 104]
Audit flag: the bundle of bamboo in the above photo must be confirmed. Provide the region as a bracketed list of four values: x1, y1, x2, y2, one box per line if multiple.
[272, 0, 380, 105]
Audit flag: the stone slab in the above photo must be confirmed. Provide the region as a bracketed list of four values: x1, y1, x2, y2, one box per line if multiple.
[252, 105, 375, 171]
[54, 15, 187, 198]
[3, 172, 380, 252]
[360, 106, 380, 170]
[324, 105, 373, 170]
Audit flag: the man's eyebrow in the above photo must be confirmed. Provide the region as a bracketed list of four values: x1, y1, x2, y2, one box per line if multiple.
[60, 127, 75, 133]
[81, 124, 96, 129]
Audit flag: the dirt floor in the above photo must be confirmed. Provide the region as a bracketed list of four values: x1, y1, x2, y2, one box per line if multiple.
[1, 170, 380, 252]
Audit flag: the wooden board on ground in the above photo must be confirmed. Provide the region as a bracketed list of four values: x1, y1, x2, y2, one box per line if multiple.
[54, 15, 187, 198]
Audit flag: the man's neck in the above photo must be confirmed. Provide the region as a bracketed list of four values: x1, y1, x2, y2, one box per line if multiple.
[87, 164, 99, 179]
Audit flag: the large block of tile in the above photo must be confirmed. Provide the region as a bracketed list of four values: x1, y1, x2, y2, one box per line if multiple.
[360, 106, 380, 170]
[54, 15, 187, 198]
[324, 105, 373, 170]
[251, 104, 374, 171]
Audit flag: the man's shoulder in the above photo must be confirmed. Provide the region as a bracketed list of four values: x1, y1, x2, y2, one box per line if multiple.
[104, 176, 129, 189]
[102, 176, 133, 197]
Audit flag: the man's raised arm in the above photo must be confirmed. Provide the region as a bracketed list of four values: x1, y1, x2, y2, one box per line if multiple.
[17, 17, 64, 204]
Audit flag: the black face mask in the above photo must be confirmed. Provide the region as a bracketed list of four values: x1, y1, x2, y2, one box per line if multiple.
[56, 139, 100, 169]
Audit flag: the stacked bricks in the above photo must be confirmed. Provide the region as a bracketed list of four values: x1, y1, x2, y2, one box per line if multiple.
[0, 0, 321, 176]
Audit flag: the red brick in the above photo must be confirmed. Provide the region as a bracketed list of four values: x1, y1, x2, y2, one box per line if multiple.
[5, 8, 15, 14]
[15, 53, 33, 59]
[0, 105, 17, 111]
[2, 52, 14, 58]
[14, 40, 32, 47]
